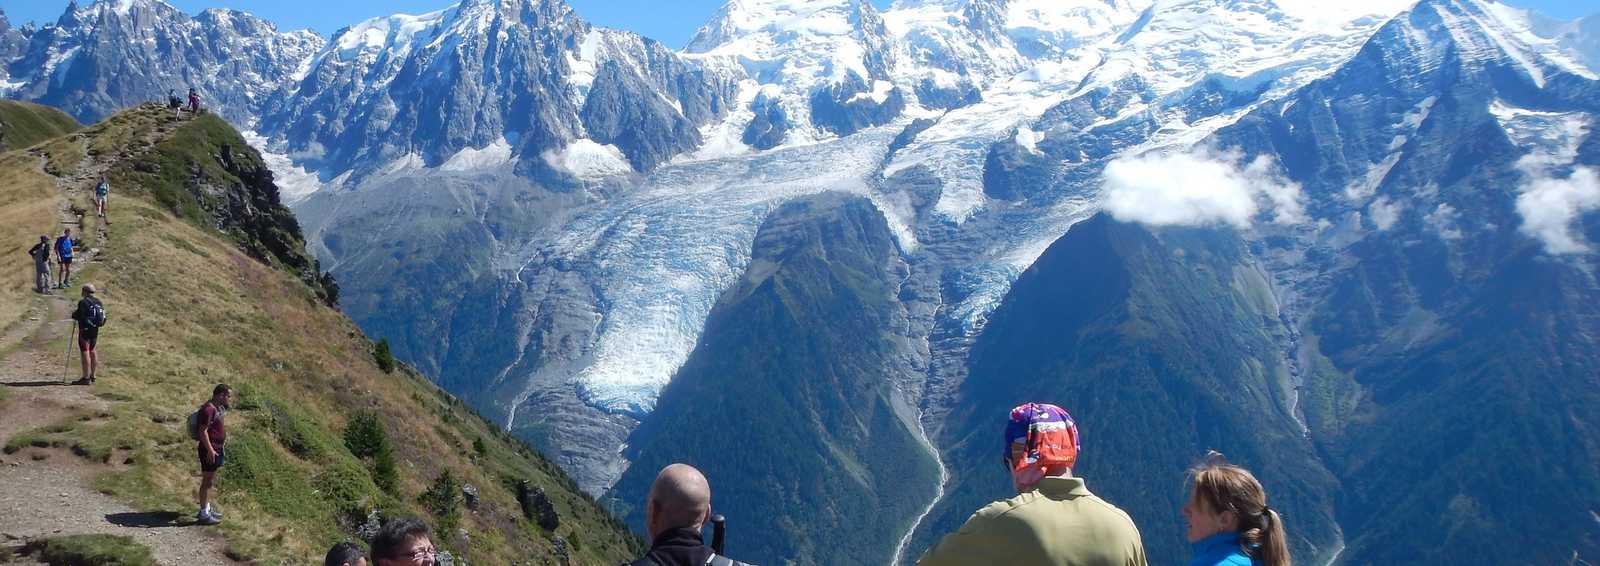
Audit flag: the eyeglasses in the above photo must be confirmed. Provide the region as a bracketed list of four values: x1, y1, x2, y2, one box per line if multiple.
[404, 547, 438, 564]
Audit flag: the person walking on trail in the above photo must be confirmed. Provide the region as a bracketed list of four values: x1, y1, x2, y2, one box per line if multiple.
[194, 384, 232, 526]
[53, 228, 75, 289]
[918, 402, 1148, 566]
[187, 87, 200, 115]
[325, 542, 369, 566]
[370, 518, 437, 566]
[626, 463, 755, 566]
[29, 235, 53, 294]
[70, 284, 105, 385]
[1182, 453, 1290, 566]
[94, 176, 110, 219]
[168, 89, 183, 119]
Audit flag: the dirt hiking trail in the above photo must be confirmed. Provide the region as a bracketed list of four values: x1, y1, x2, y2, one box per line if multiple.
[0, 124, 238, 564]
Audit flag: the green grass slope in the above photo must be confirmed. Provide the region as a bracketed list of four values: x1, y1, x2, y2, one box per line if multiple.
[0, 100, 80, 152]
[0, 104, 641, 564]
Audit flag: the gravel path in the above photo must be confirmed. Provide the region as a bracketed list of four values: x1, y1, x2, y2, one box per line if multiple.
[0, 154, 237, 565]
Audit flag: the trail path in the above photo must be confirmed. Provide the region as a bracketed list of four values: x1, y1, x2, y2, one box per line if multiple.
[0, 131, 237, 564]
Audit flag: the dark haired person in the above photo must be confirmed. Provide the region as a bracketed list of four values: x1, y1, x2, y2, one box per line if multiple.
[371, 518, 436, 566]
[53, 228, 74, 289]
[627, 463, 753, 566]
[195, 384, 232, 525]
[70, 284, 104, 384]
[919, 403, 1147, 566]
[1183, 453, 1290, 566]
[325, 541, 368, 566]
[29, 235, 52, 293]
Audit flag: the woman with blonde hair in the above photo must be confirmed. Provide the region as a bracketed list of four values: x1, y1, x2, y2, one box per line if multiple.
[1181, 452, 1290, 566]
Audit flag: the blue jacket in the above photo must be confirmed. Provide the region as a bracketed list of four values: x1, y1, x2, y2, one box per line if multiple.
[1186, 532, 1256, 566]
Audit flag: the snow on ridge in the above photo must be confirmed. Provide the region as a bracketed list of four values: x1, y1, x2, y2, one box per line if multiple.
[542, 139, 634, 178]
[332, 8, 447, 61]
[242, 131, 326, 205]
[441, 138, 516, 171]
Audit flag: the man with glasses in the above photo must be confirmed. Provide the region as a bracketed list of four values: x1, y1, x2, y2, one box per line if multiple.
[371, 518, 437, 566]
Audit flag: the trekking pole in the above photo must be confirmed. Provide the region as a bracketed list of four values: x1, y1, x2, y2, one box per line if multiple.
[64, 321, 76, 384]
[710, 514, 726, 555]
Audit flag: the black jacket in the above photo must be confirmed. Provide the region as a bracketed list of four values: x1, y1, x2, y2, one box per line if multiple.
[625, 527, 753, 566]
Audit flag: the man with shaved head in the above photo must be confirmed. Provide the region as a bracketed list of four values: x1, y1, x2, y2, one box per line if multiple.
[625, 464, 755, 566]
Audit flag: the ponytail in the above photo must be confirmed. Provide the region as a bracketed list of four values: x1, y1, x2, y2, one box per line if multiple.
[1189, 453, 1292, 566]
[1239, 506, 1290, 566]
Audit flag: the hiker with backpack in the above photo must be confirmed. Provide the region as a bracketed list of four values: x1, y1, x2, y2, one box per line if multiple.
[625, 463, 755, 566]
[187, 87, 201, 115]
[29, 235, 53, 294]
[191, 384, 232, 525]
[94, 175, 110, 219]
[918, 403, 1148, 566]
[70, 284, 106, 385]
[54, 228, 76, 289]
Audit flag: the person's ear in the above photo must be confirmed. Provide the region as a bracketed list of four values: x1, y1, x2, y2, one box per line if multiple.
[1220, 509, 1238, 531]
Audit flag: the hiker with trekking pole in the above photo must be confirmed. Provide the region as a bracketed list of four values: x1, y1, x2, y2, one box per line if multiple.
[69, 284, 106, 385]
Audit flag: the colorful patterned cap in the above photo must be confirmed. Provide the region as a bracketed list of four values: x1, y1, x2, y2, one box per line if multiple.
[1005, 403, 1080, 479]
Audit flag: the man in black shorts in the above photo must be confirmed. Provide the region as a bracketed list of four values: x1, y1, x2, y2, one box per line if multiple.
[196, 384, 232, 525]
[70, 284, 103, 384]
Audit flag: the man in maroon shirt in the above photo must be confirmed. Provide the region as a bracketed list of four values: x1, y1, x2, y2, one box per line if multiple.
[196, 384, 231, 525]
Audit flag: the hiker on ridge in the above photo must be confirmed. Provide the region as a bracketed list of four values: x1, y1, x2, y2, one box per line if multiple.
[94, 175, 110, 219]
[626, 463, 755, 566]
[53, 228, 75, 289]
[1182, 453, 1290, 566]
[70, 283, 105, 385]
[187, 87, 200, 115]
[29, 235, 53, 294]
[918, 402, 1147, 566]
[194, 384, 231, 525]
[370, 518, 437, 566]
[325, 541, 369, 566]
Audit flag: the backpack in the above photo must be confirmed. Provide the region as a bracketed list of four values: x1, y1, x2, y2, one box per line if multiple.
[81, 299, 107, 329]
[186, 402, 214, 441]
[625, 554, 745, 566]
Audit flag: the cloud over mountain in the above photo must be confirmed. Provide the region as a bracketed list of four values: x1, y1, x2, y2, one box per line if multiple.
[1102, 148, 1305, 229]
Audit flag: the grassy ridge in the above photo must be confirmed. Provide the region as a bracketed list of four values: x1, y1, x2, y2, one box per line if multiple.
[0, 100, 80, 152]
[0, 105, 641, 564]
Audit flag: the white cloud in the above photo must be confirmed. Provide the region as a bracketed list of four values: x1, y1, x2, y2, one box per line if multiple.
[1102, 148, 1305, 229]
[1368, 196, 1403, 231]
[1515, 167, 1600, 254]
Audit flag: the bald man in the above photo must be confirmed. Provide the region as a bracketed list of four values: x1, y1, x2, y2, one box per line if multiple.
[625, 464, 756, 566]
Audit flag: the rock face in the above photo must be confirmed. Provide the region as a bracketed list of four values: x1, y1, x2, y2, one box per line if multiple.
[2, 0, 322, 125]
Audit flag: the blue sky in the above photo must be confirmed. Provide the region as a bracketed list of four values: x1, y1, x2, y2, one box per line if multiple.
[2, 0, 1594, 48]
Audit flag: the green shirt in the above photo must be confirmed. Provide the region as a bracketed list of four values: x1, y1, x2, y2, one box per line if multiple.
[918, 476, 1148, 566]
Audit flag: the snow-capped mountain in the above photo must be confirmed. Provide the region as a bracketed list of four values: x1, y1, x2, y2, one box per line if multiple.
[259, 0, 739, 183]
[1, 0, 322, 125]
[7, 0, 1598, 564]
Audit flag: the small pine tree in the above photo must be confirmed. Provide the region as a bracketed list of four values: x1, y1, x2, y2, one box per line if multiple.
[472, 437, 487, 459]
[344, 411, 399, 493]
[419, 469, 463, 534]
[372, 449, 400, 494]
[374, 338, 396, 374]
